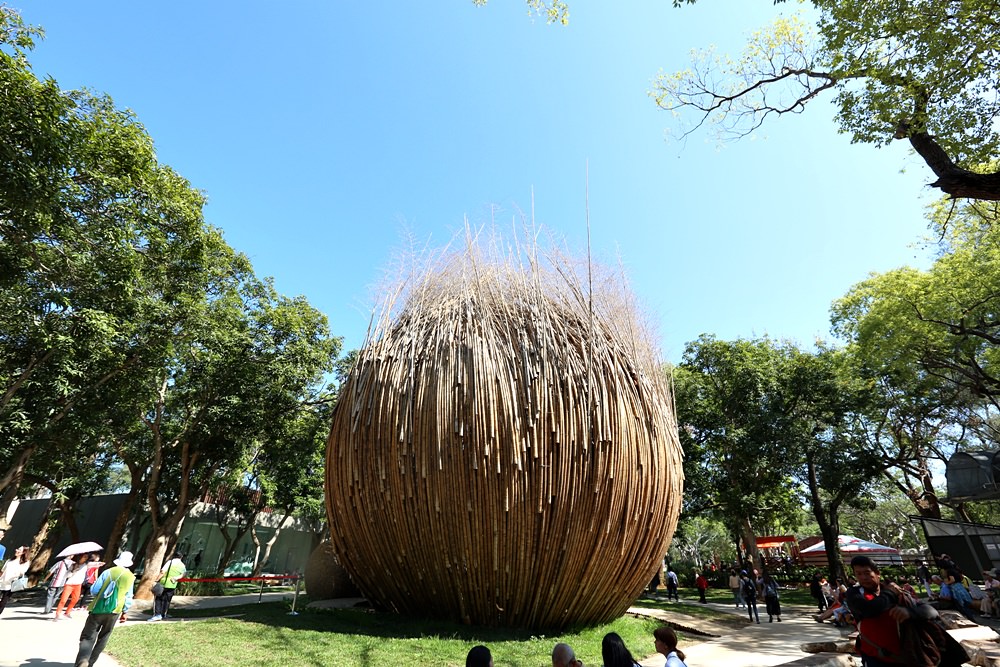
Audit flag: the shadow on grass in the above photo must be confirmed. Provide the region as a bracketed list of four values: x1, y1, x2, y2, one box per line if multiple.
[169, 600, 574, 642]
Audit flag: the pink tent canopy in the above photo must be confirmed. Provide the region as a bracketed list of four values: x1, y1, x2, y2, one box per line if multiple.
[799, 535, 903, 567]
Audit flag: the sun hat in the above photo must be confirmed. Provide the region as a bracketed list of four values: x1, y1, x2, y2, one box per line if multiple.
[113, 551, 134, 568]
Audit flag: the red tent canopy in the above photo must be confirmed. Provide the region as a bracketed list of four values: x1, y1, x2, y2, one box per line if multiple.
[755, 535, 796, 549]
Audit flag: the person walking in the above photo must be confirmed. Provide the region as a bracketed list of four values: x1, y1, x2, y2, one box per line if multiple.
[76, 554, 105, 611]
[665, 568, 679, 601]
[915, 559, 932, 598]
[728, 569, 744, 608]
[0, 546, 31, 616]
[695, 570, 708, 604]
[741, 571, 760, 624]
[148, 551, 186, 621]
[42, 554, 74, 615]
[75, 551, 135, 667]
[763, 573, 782, 622]
[54, 554, 88, 620]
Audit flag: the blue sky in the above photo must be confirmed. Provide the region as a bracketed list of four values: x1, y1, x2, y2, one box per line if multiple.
[17, 1, 935, 361]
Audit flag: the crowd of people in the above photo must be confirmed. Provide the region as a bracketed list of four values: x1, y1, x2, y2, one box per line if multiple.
[6, 528, 995, 667]
[0, 539, 188, 667]
[465, 627, 687, 667]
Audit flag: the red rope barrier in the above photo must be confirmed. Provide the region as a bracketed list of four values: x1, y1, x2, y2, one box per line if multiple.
[177, 575, 300, 583]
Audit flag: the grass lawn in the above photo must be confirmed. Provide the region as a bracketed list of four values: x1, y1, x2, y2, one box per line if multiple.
[107, 601, 682, 667]
[683, 584, 818, 607]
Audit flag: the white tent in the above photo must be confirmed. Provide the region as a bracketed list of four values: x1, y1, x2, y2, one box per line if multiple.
[800, 535, 903, 568]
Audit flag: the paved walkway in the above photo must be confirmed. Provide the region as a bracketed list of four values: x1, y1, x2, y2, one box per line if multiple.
[629, 597, 850, 667]
[3, 590, 997, 666]
[0, 590, 294, 667]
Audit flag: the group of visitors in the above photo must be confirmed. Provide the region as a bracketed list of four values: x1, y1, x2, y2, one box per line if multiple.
[0, 540, 188, 666]
[723, 567, 782, 624]
[466, 627, 688, 667]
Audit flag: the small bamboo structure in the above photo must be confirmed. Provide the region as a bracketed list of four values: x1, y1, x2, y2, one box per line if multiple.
[325, 233, 683, 629]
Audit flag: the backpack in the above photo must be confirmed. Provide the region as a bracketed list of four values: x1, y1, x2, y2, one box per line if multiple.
[91, 573, 123, 614]
[897, 616, 969, 667]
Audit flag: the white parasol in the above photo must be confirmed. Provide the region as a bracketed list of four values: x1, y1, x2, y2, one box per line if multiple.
[55, 541, 103, 558]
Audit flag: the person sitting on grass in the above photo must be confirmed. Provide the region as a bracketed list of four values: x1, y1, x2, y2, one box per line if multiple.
[653, 625, 688, 667]
[551, 642, 583, 667]
[466, 645, 493, 667]
[602, 632, 641, 667]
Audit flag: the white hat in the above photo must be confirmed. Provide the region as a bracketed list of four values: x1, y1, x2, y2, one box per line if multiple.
[114, 551, 134, 568]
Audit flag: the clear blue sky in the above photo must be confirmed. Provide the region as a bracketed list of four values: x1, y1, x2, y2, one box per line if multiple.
[17, 1, 934, 361]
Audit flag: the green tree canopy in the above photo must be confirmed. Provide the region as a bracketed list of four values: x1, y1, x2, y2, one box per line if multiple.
[654, 0, 1000, 200]
[674, 335, 805, 566]
[832, 199, 1000, 519]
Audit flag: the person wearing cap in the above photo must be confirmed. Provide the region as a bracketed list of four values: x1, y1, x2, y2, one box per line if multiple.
[75, 551, 135, 667]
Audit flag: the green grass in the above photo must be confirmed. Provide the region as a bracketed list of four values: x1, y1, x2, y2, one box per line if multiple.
[672, 584, 817, 607]
[107, 601, 686, 667]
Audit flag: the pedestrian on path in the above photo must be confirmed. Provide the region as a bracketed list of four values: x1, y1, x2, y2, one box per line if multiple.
[741, 572, 760, 624]
[695, 571, 708, 604]
[763, 573, 782, 622]
[54, 554, 88, 620]
[915, 559, 932, 598]
[728, 569, 744, 608]
[666, 568, 679, 601]
[75, 551, 136, 667]
[653, 625, 688, 667]
[149, 550, 186, 622]
[0, 546, 31, 616]
[42, 555, 74, 614]
[76, 554, 104, 611]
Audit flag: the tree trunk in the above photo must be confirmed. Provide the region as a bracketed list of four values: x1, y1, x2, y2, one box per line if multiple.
[805, 453, 847, 582]
[737, 516, 760, 571]
[58, 496, 82, 543]
[251, 510, 292, 577]
[0, 445, 37, 517]
[105, 457, 147, 559]
[105, 487, 143, 561]
[906, 131, 1000, 201]
[26, 501, 54, 581]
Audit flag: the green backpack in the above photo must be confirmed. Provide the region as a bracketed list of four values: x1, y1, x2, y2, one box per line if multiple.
[91, 573, 123, 614]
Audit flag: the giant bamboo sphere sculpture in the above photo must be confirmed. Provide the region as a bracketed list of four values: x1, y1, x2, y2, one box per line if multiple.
[326, 242, 683, 630]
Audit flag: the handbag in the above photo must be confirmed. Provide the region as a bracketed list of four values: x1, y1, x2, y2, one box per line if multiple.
[10, 575, 29, 593]
[152, 582, 165, 596]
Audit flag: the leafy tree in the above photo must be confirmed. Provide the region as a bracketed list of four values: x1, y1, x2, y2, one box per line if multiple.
[470, 0, 569, 24]
[0, 7, 219, 518]
[838, 480, 928, 553]
[785, 347, 884, 580]
[832, 199, 1000, 519]
[667, 515, 734, 569]
[130, 278, 339, 596]
[654, 0, 1000, 200]
[673, 335, 805, 569]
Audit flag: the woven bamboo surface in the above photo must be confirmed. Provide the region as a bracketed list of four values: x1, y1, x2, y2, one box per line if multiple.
[325, 240, 682, 629]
